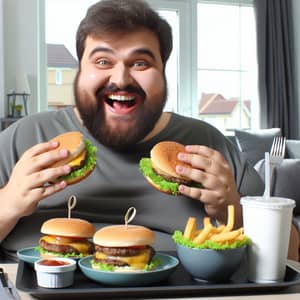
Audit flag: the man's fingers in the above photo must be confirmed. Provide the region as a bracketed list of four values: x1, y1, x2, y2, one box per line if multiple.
[21, 141, 59, 160]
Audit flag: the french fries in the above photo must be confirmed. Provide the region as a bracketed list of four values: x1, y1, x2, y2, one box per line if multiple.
[183, 217, 197, 240]
[183, 205, 245, 245]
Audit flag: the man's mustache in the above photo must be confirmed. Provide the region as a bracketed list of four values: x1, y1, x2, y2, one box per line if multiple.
[96, 84, 146, 99]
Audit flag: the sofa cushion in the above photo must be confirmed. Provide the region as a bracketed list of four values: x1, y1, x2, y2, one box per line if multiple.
[234, 128, 281, 166]
[254, 158, 300, 214]
[286, 140, 300, 158]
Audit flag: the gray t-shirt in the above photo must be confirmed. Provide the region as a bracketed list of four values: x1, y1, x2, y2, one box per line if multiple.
[0, 108, 263, 260]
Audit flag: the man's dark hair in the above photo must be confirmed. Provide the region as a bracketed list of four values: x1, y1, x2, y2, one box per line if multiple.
[76, 0, 173, 66]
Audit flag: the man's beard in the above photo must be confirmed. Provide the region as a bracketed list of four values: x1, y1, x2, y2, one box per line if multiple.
[74, 74, 167, 151]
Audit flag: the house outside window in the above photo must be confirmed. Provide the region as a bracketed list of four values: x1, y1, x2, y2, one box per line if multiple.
[47, 43, 78, 109]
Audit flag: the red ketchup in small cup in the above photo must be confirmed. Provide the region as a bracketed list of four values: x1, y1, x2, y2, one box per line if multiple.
[38, 259, 71, 266]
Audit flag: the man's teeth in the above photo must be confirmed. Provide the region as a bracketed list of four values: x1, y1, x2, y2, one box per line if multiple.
[108, 94, 135, 101]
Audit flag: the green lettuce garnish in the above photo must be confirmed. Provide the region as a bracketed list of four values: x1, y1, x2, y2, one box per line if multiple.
[91, 259, 115, 271]
[139, 158, 180, 195]
[58, 139, 97, 182]
[35, 246, 86, 258]
[172, 230, 251, 250]
[143, 257, 161, 271]
[90, 257, 161, 272]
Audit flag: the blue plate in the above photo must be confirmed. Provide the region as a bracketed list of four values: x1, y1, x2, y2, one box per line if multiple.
[79, 253, 179, 286]
[17, 247, 40, 264]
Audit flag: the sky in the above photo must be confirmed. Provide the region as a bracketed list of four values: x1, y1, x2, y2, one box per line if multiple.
[45, 0, 98, 59]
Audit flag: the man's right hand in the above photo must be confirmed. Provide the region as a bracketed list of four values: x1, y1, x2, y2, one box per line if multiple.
[1, 140, 71, 219]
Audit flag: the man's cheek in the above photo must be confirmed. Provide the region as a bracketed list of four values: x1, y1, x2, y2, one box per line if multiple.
[78, 72, 100, 92]
[138, 72, 164, 94]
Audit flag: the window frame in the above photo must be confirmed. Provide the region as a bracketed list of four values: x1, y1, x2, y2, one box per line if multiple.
[147, 0, 196, 116]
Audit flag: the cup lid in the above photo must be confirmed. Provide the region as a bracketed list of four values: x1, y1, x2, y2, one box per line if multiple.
[241, 196, 295, 209]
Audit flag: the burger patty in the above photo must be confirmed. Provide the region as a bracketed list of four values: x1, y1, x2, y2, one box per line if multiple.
[95, 245, 155, 257]
[93, 245, 156, 267]
[154, 169, 191, 185]
[71, 152, 87, 171]
[95, 258, 130, 267]
[40, 239, 93, 254]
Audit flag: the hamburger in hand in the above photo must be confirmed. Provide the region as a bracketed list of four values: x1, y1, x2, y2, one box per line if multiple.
[92, 225, 156, 272]
[50, 131, 97, 185]
[38, 218, 96, 258]
[139, 141, 200, 195]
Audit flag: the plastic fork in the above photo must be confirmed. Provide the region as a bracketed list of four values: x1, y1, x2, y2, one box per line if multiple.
[264, 136, 286, 198]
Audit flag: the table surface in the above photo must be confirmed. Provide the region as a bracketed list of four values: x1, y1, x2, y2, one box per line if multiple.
[1, 260, 300, 300]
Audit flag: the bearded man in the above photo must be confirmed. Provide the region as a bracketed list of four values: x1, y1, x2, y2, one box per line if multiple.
[1, 0, 297, 262]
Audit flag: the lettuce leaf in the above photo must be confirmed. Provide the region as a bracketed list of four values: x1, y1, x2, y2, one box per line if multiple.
[90, 257, 161, 272]
[139, 158, 179, 195]
[172, 230, 251, 250]
[35, 246, 86, 258]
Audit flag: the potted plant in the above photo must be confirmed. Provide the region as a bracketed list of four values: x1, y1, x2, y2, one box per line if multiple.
[13, 104, 23, 117]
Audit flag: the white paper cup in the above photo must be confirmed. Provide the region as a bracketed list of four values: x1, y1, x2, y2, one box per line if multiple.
[241, 196, 295, 283]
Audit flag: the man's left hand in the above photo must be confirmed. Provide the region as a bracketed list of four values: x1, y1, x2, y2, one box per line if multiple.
[176, 145, 241, 227]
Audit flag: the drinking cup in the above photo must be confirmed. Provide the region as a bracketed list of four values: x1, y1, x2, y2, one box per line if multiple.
[241, 196, 295, 283]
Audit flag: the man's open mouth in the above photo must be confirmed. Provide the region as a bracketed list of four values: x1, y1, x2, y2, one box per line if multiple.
[103, 93, 142, 114]
[106, 94, 137, 108]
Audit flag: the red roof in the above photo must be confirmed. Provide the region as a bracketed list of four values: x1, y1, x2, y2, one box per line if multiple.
[199, 93, 250, 115]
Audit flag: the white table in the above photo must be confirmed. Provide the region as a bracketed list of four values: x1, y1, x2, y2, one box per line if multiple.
[1, 260, 300, 300]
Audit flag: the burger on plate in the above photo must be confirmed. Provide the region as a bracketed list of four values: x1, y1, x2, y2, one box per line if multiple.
[92, 225, 156, 272]
[139, 141, 199, 195]
[38, 218, 96, 258]
[50, 131, 97, 185]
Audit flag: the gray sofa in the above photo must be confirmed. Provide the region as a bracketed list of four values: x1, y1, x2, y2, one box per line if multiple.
[228, 128, 300, 230]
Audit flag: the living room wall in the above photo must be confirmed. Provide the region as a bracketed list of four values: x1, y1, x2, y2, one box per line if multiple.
[1, 0, 46, 118]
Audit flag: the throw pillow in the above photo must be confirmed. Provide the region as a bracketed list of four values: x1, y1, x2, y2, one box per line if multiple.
[234, 128, 281, 166]
[286, 140, 300, 158]
[254, 158, 300, 214]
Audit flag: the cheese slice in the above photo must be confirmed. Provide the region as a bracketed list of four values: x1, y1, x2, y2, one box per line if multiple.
[40, 235, 91, 254]
[68, 150, 86, 168]
[95, 248, 151, 270]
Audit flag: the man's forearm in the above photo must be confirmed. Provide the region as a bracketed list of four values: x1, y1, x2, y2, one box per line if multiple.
[0, 187, 19, 242]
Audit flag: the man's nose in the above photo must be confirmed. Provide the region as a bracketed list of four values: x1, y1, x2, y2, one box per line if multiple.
[109, 63, 133, 89]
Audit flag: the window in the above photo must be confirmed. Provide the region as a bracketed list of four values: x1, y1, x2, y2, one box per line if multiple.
[44, 0, 258, 132]
[197, 0, 258, 134]
[55, 69, 62, 85]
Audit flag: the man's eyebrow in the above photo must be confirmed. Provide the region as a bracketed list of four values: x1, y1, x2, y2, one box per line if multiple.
[131, 48, 156, 61]
[88, 47, 157, 61]
[88, 47, 114, 58]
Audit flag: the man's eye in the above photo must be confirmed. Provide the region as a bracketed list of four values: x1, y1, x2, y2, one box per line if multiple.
[134, 61, 148, 68]
[96, 59, 109, 66]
